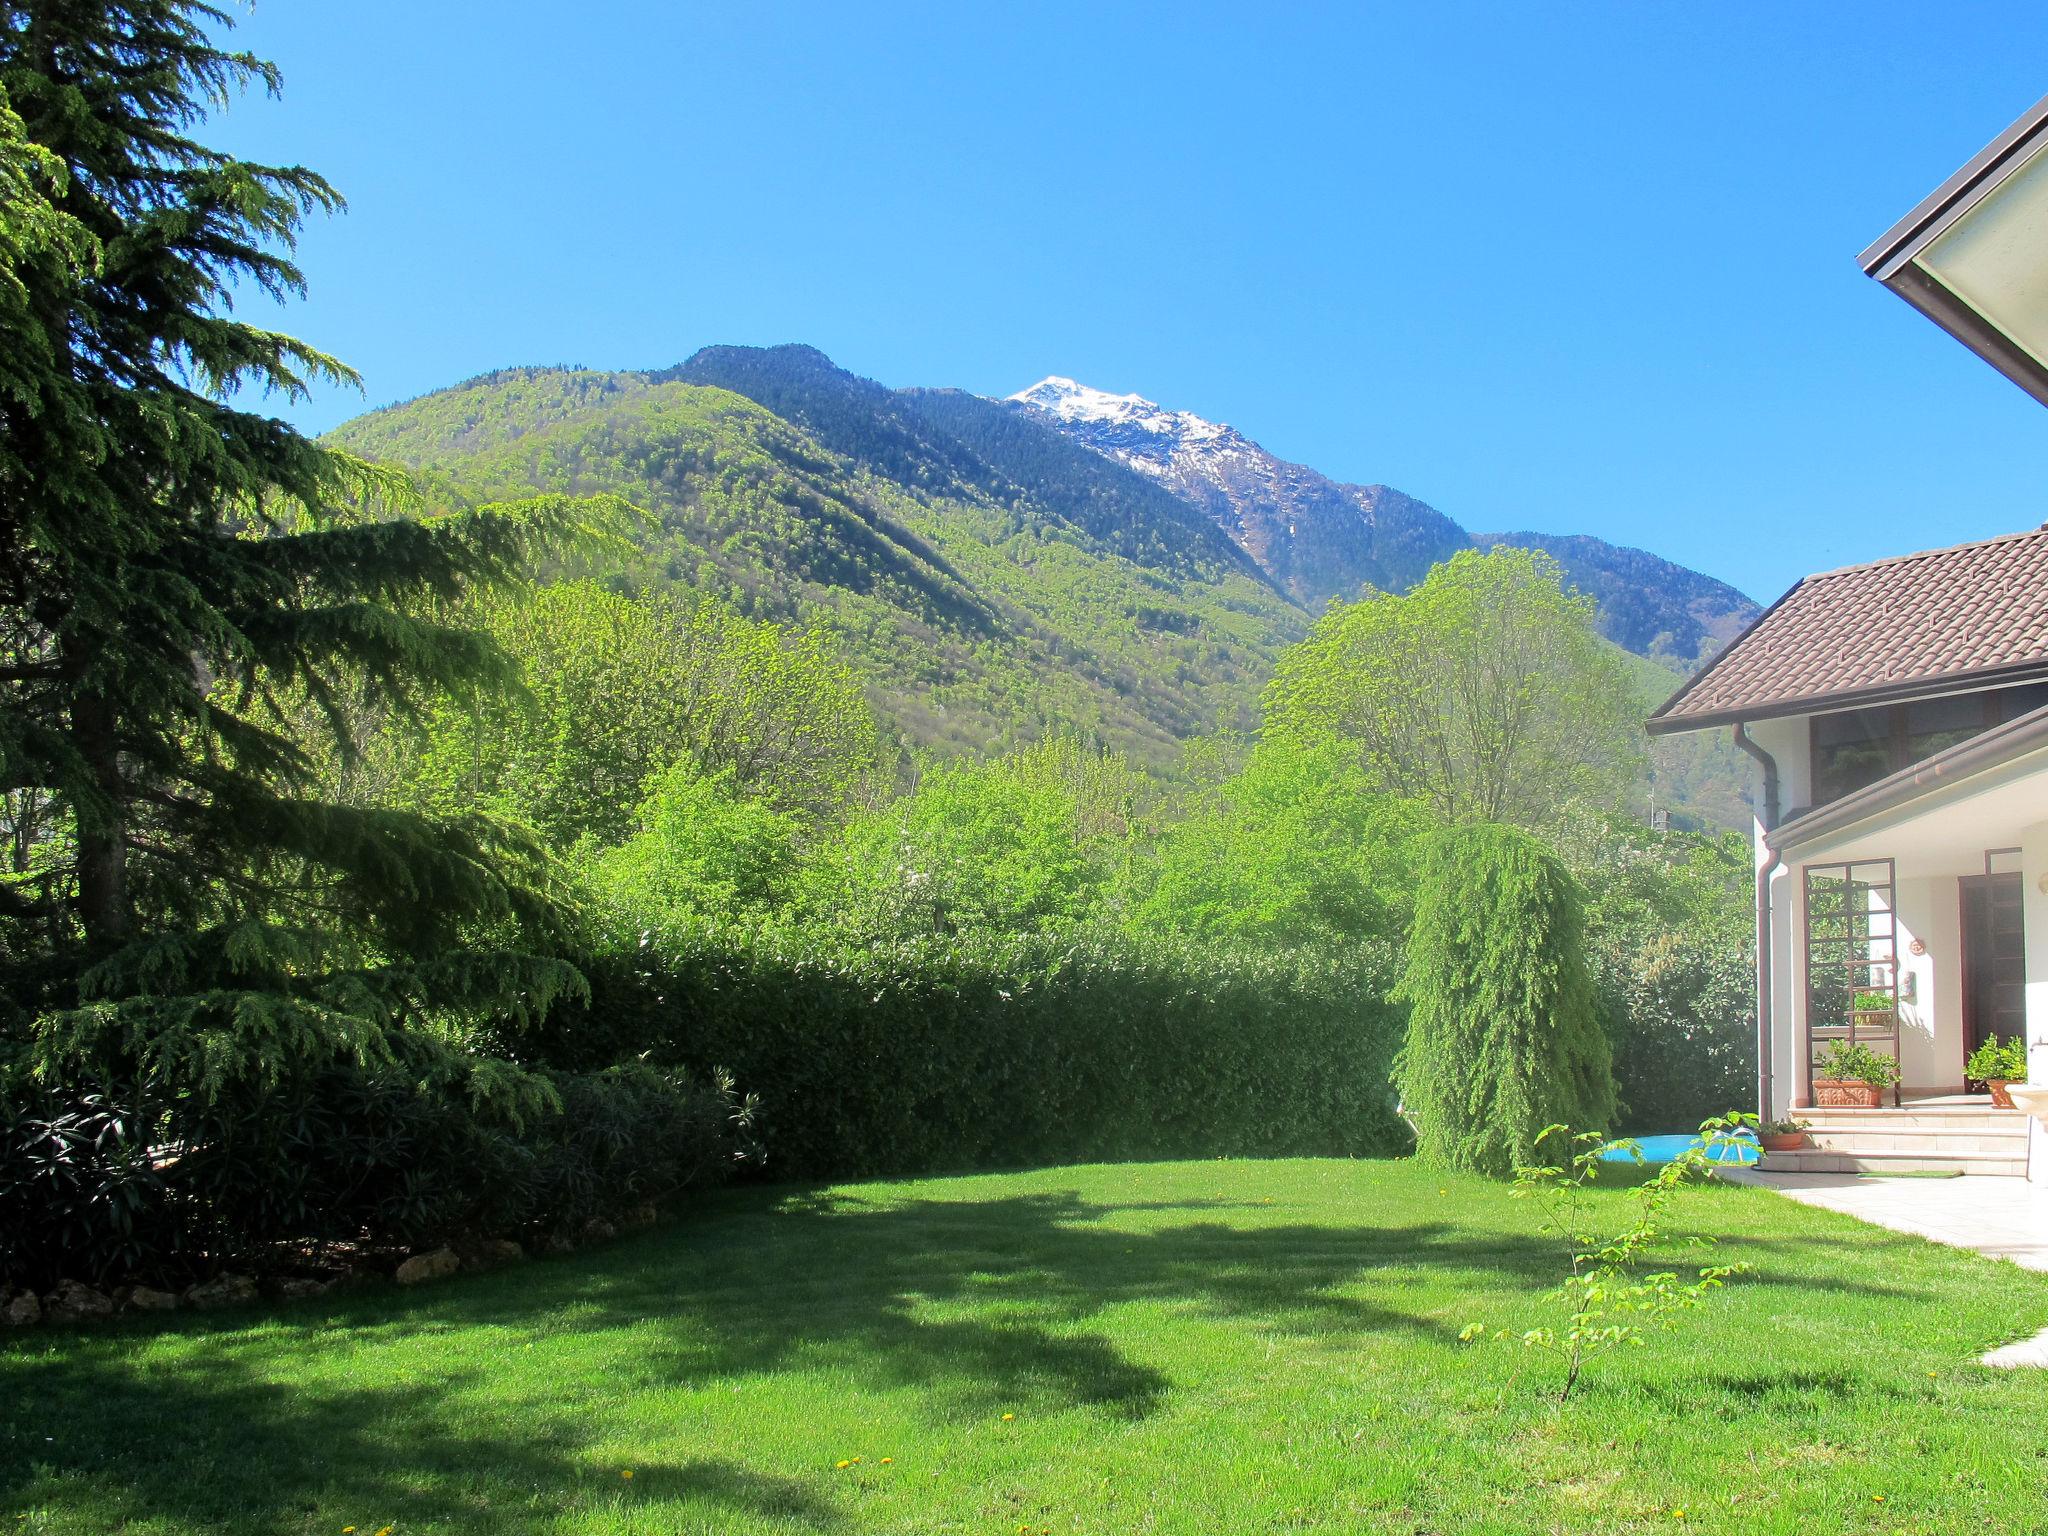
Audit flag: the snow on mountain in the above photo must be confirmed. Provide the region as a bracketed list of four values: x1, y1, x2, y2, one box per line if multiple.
[1007, 375, 1466, 603]
[1005, 375, 1760, 664]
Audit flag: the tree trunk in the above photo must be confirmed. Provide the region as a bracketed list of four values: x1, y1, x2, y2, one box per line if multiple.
[70, 683, 132, 951]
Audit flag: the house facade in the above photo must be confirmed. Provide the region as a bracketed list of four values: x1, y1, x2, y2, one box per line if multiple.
[1646, 89, 2048, 1178]
[1649, 531, 2048, 1138]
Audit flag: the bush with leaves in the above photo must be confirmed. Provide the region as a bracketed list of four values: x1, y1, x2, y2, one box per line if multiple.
[1129, 738, 1432, 947]
[0, 1063, 753, 1293]
[595, 925, 1408, 1179]
[1394, 824, 1617, 1176]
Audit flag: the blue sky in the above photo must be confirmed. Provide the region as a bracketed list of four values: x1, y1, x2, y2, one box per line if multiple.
[214, 2, 2048, 601]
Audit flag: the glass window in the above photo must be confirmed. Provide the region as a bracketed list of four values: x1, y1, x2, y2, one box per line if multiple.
[1992, 681, 2048, 723]
[1904, 693, 1989, 762]
[1812, 707, 1893, 804]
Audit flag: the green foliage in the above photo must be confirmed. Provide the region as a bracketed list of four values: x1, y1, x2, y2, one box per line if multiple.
[1967, 1035, 2028, 1083]
[1554, 813, 1757, 1130]
[801, 739, 1132, 938]
[1394, 824, 1617, 1176]
[1263, 547, 1646, 827]
[605, 927, 1408, 1179]
[589, 762, 803, 930]
[396, 582, 884, 846]
[1130, 739, 1433, 946]
[1461, 1115, 1753, 1401]
[1852, 988, 1897, 1013]
[1815, 1040, 1900, 1089]
[0, 1063, 752, 1291]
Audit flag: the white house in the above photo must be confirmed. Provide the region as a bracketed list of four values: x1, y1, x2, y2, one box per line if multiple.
[1649, 90, 2048, 1179]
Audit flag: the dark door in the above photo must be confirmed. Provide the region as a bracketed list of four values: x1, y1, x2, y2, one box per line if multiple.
[1960, 872, 2027, 1077]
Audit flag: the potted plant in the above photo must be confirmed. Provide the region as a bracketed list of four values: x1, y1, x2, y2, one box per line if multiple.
[1966, 1035, 2029, 1110]
[1758, 1118, 1808, 1152]
[1851, 987, 1897, 1022]
[1812, 1040, 1900, 1108]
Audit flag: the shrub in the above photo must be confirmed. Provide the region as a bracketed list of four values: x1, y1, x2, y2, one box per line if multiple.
[1814, 1040, 1900, 1089]
[1967, 1035, 2028, 1083]
[601, 925, 1408, 1178]
[1394, 824, 1617, 1176]
[0, 1063, 751, 1293]
[1593, 928, 1757, 1134]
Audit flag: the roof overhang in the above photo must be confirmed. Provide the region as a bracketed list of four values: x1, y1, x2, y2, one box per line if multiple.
[1861, 92, 2048, 407]
[1645, 655, 2048, 736]
[1768, 701, 2048, 853]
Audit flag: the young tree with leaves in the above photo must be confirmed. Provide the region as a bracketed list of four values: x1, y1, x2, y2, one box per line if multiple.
[0, 3, 612, 1117]
[1394, 823, 1616, 1176]
[1262, 548, 1643, 829]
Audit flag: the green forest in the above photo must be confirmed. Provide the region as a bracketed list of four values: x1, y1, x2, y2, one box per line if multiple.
[0, 2, 1756, 1296]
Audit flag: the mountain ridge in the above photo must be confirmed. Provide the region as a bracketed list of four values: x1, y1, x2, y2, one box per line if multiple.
[1007, 375, 1758, 663]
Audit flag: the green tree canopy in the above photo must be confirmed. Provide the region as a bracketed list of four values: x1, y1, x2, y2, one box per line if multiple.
[1394, 823, 1616, 1176]
[394, 582, 885, 849]
[1129, 738, 1432, 947]
[803, 738, 1129, 937]
[1262, 548, 1644, 829]
[0, 2, 608, 1112]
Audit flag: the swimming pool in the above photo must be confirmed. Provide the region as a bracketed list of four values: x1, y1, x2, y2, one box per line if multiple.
[1597, 1131, 1758, 1165]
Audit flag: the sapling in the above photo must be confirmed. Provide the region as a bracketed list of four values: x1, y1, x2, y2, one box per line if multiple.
[1461, 1113, 1755, 1401]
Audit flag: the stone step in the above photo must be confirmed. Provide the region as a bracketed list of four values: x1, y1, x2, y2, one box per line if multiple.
[1795, 1109, 2027, 1132]
[1801, 1127, 2028, 1155]
[1758, 1147, 2029, 1177]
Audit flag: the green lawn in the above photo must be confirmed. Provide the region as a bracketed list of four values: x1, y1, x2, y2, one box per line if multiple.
[6, 1158, 2048, 1535]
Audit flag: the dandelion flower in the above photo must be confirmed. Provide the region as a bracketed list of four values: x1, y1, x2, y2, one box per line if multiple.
[836, 1460, 851, 1470]
[621, 1469, 633, 1481]
[1872, 1495, 1885, 1503]
[880, 1457, 894, 1465]
[1001, 1413, 1015, 1422]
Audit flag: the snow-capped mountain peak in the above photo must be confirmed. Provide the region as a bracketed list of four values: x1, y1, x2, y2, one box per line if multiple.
[1008, 376, 1234, 449]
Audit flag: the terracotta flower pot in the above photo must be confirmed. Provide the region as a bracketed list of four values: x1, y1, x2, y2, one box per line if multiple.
[1759, 1131, 1807, 1152]
[1988, 1079, 2017, 1110]
[1812, 1078, 1884, 1109]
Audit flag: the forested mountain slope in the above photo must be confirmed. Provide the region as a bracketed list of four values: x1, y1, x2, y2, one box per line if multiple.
[332, 345, 1756, 825]
[330, 361, 1308, 770]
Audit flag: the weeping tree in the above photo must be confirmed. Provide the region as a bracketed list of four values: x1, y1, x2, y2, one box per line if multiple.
[1394, 824, 1616, 1176]
[0, 2, 618, 1154]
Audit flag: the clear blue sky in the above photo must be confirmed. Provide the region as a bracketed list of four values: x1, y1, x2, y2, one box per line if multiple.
[212, 2, 2048, 602]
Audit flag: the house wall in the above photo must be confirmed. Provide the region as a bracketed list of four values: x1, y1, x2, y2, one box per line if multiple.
[1747, 714, 1809, 1122]
[2022, 821, 2048, 1184]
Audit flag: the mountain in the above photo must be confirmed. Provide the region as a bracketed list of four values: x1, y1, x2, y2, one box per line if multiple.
[1009, 377, 1758, 666]
[330, 344, 1755, 826]
[330, 351, 1308, 772]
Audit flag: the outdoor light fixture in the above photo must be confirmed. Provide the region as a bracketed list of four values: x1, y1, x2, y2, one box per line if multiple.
[1862, 92, 2048, 407]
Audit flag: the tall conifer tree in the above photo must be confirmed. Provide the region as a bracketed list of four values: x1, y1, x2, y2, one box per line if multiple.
[0, 2, 608, 1110]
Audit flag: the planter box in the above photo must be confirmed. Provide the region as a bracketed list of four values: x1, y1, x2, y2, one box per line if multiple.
[1812, 1078, 1885, 1108]
[1759, 1131, 1808, 1152]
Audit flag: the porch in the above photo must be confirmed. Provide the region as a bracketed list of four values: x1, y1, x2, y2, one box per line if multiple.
[1758, 733, 2048, 1178]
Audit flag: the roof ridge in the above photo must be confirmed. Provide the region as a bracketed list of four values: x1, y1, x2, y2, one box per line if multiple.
[1803, 522, 2048, 583]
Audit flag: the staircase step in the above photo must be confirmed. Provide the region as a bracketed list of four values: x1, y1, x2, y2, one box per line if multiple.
[1759, 1147, 2029, 1176]
[1796, 1110, 2027, 1132]
[1801, 1126, 2029, 1155]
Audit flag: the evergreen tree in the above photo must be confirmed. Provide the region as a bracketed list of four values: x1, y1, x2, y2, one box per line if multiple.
[1393, 823, 1616, 1176]
[0, 3, 610, 1113]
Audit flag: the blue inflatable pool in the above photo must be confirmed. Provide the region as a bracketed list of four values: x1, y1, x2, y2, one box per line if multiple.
[1598, 1131, 1758, 1166]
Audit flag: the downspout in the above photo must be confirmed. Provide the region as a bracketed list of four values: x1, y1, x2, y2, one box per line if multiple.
[1733, 724, 1782, 1121]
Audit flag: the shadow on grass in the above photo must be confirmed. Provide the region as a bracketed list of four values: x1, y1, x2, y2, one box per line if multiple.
[0, 1179, 1770, 1532]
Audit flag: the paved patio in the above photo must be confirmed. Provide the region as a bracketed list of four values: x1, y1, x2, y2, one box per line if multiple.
[1726, 1168, 2048, 1366]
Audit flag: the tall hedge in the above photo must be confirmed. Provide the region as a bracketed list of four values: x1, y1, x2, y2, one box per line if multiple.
[1394, 824, 1616, 1175]
[595, 928, 1409, 1178]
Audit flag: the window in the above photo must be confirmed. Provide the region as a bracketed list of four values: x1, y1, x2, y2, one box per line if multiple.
[1809, 681, 2048, 806]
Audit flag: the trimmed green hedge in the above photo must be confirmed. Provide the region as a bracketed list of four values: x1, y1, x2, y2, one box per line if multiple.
[597, 928, 1410, 1179]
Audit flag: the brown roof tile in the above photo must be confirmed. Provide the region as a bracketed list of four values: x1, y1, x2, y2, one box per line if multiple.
[1649, 525, 2048, 731]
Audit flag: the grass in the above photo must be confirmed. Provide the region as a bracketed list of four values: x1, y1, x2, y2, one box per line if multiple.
[6, 1157, 2048, 1535]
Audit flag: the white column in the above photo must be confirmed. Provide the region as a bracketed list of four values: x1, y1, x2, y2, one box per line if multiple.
[2018, 820, 2048, 1182]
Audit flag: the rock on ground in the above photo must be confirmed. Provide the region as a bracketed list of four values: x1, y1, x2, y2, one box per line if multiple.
[3, 1291, 43, 1327]
[183, 1273, 259, 1310]
[394, 1247, 461, 1286]
[44, 1280, 115, 1321]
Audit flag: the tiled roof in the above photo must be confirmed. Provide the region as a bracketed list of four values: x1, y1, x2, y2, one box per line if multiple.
[1649, 526, 2048, 731]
